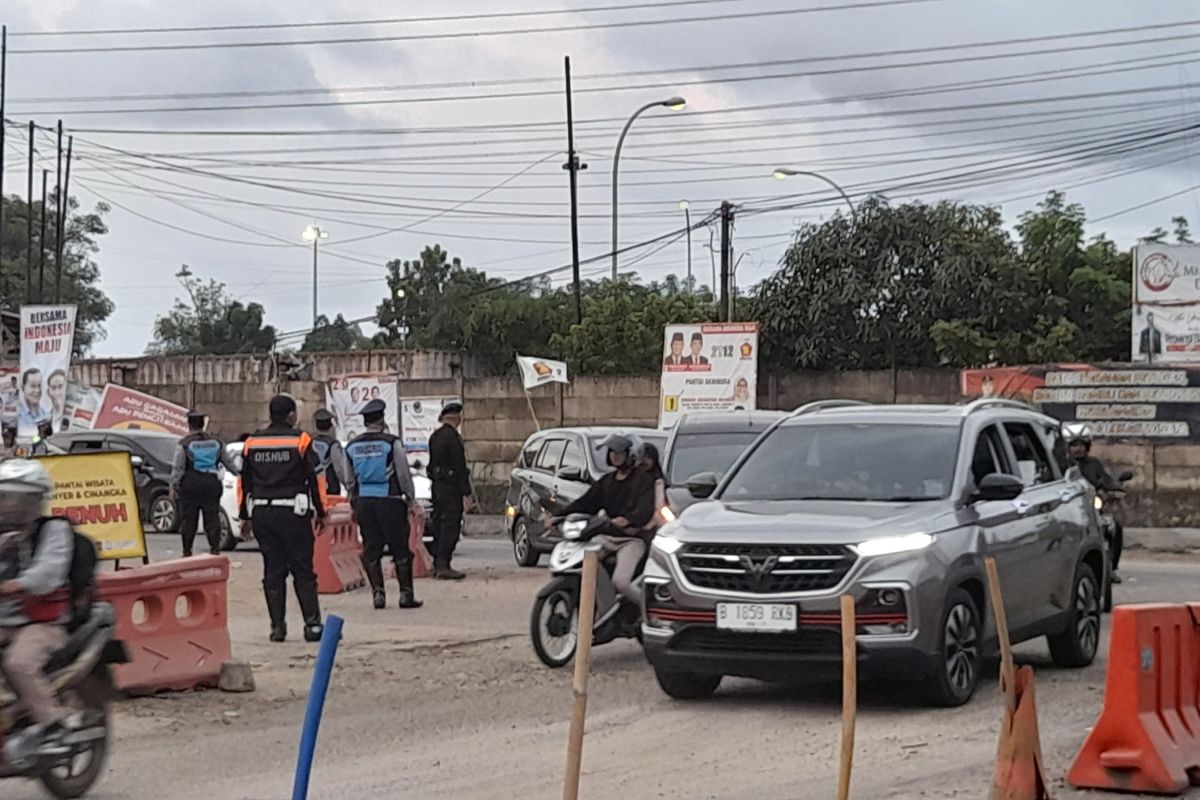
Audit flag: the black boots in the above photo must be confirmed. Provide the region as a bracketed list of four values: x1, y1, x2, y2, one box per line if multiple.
[265, 589, 287, 642]
[397, 560, 423, 609]
[433, 561, 465, 581]
[296, 581, 324, 642]
[364, 561, 387, 609]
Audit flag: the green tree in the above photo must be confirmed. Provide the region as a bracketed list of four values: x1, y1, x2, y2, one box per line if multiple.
[301, 313, 370, 352]
[148, 267, 276, 354]
[0, 193, 115, 353]
[373, 244, 497, 350]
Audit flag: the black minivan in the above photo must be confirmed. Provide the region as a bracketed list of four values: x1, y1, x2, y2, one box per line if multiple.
[504, 426, 666, 566]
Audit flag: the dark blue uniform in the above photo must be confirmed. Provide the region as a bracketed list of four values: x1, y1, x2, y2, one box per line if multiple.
[172, 431, 237, 556]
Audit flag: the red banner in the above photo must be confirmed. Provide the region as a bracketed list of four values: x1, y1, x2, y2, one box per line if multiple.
[92, 385, 189, 436]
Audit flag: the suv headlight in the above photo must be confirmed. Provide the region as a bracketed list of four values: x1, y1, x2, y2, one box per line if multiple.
[652, 533, 683, 555]
[853, 532, 933, 558]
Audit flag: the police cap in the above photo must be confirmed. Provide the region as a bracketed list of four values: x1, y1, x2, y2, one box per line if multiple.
[186, 409, 206, 428]
[313, 408, 334, 423]
[439, 401, 463, 420]
[360, 398, 387, 417]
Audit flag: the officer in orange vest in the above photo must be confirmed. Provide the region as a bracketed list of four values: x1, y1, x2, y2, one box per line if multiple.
[239, 395, 326, 643]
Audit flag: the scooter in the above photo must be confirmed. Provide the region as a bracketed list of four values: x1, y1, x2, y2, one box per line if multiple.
[1097, 469, 1134, 613]
[530, 512, 644, 668]
[0, 603, 128, 799]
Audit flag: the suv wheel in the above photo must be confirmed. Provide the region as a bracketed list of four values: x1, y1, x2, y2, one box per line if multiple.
[218, 510, 239, 552]
[512, 517, 540, 567]
[924, 588, 981, 707]
[654, 667, 722, 700]
[149, 491, 177, 533]
[1047, 562, 1101, 668]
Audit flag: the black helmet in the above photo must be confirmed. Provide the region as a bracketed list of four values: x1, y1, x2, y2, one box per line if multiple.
[596, 432, 642, 468]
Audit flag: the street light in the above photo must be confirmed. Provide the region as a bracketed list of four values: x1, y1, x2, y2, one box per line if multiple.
[611, 96, 686, 280]
[302, 224, 328, 328]
[772, 168, 856, 219]
[678, 200, 693, 285]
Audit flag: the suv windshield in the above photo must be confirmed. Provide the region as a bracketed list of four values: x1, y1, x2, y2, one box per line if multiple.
[722, 423, 959, 502]
[668, 430, 763, 484]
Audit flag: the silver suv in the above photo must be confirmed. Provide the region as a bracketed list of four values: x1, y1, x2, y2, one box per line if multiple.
[641, 399, 1105, 706]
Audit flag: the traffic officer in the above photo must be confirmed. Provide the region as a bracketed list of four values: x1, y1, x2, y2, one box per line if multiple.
[339, 398, 424, 610]
[239, 394, 326, 643]
[427, 401, 473, 581]
[171, 410, 238, 557]
[310, 409, 343, 499]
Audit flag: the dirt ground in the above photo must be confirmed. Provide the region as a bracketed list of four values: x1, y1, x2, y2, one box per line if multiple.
[7, 540, 1198, 800]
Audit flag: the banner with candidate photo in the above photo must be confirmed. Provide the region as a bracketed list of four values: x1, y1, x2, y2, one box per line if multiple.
[658, 322, 758, 429]
[18, 305, 77, 438]
[1132, 243, 1200, 364]
[324, 373, 399, 441]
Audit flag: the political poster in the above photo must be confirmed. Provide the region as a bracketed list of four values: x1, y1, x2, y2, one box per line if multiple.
[63, 383, 103, 431]
[18, 305, 77, 438]
[516, 356, 569, 389]
[39, 451, 147, 560]
[325, 373, 399, 441]
[400, 396, 460, 457]
[659, 322, 758, 429]
[93, 384, 190, 436]
[1132, 243, 1200, 364]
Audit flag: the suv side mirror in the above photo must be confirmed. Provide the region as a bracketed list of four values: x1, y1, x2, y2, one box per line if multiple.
[1118, 469, 1134, 483]
[974, 473, 1024, 503]
[685, 472, 719, 500]
[129, 455, 145, 469]
[557, 465, 588, 483]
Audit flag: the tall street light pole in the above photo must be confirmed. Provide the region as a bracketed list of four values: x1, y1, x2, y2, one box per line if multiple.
[678, 200, 692, 285]
[562, 56, 587, 326]
[611, 95, 686, 280]
[772, 168, 857, 220]
[302, 224, 328, 328]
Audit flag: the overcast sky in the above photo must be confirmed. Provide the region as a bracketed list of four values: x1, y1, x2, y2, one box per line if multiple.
[3, 0, 1199, 356]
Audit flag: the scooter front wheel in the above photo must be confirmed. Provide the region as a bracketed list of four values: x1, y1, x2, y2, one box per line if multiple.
[531, 584, 579, 668]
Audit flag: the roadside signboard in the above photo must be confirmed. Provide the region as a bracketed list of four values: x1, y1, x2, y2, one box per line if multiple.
[400, 396, 460, 457]
[659, 322, 758, 429]
[39, 451, 148, 561]
[1132, 243, 1200, 364]
[18, 305, 77, 437]
[325, 373, 399, 441]
[93, 384, 190, 436]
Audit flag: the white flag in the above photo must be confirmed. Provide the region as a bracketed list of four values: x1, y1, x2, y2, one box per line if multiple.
[516, 356, 569, 389]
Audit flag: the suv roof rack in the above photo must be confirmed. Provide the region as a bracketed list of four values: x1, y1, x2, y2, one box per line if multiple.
[790, 399, 871, 416]
[960, 397, 1034, 416]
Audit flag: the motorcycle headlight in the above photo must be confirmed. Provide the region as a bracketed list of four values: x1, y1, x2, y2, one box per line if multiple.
[562, 521, 586, 540]
[853, 533, 933, 558]
[659, 505, 676, 523]
[1093, 496, 1104, 511]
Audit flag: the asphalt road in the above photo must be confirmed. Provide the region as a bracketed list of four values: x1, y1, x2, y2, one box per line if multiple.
[8, 538, 1200, 800]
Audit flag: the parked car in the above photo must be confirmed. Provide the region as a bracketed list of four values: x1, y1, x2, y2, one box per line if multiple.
[642, 398, 1105, 707]
[662, 410, 785, 517]
[49, 429, 180, 533]
[504, 426, 667, 567]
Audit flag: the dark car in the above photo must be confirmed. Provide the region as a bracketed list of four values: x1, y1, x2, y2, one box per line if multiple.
[49, 429, 181, 533]
[504, 426, 667, 567]
[662, 410, 785, 517]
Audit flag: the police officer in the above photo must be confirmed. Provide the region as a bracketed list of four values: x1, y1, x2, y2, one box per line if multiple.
[239, 395, 326, 643]
[310, 409, 343, 499]
[171, 410, 238, 557]
[339, 399, 424, 610]
[427, 401, 473, 581]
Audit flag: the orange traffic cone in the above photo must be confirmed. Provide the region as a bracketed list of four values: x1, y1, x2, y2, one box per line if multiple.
[990, 665, 1051, 800]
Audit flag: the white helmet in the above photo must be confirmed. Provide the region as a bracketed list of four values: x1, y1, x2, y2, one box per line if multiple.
[0, 459, 54, 495]
[1062, 422, 1093, 447]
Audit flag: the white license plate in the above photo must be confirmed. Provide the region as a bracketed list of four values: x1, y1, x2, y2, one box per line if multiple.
[716, 603, 797, 633]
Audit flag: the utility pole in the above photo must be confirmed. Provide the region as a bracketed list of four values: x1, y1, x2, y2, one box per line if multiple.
[0, 25, 7, 304]
[719, 201, 733, 322]
[38, 170, 47, 303]
[562, 56, 586, 326]
[56, 136, 72, 303]
[25, 122, 32, 303]
[54, 121, 62, 291]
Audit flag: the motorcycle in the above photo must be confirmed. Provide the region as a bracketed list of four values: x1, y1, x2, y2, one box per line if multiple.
[0, 603, 128, 799]
[1097, 469, 1134, 613]
[530, 512, 645, 668]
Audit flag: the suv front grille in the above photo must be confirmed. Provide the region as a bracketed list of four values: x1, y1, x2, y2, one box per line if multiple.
[669, 627, 842, 656]
[677, 543, 855, 594]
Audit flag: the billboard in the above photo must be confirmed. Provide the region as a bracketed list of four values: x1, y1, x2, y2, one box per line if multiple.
[93, 384, 190, 436]
[400, 396, 461, 458]
[659, 322, 758, 429]
[1132, 243, 1200, 363]
[324, 374, 399, 441]
[18, 305, 77, 437]
[39, 451, 147, 561]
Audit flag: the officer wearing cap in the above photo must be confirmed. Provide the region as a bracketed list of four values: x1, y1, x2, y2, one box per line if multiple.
[171, 410, 239, 557]
[427, 401, 473, 580]
[337, 398, 424, 609]
[240, 394, 326, 643]
[310, 408, 343, 498]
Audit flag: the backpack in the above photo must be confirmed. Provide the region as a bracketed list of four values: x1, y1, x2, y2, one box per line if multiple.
[33, 517, 99, 627]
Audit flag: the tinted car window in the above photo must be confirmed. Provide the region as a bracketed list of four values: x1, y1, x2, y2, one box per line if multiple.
[67, 438, 105, 453]
[134, 436, 179, 465]
[519, 437, 543, 468]
[560, 439, 587, 475]
[1003, 423, 1055, 486]
[668, 430, 763, 484]
[723, 423, 960, 502]
[535, 439, 566, 472]
[970, 425, 1011, 485]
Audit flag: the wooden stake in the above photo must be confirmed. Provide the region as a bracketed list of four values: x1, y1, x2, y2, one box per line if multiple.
[837, 594, 857, 800]
[523, 387, 542, 431]
[984, 557, 1016, 712]
[562, 548, 599, 800]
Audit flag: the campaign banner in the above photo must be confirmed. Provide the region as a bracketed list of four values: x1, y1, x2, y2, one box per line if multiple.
[516, 356, 569, 389]
[1133, 243, 1200, 305]
[18, 305, 77, 437]
[400, 396, 460, 456]
[63, 383, 103, 431]
[325, 373, 399, 441]
[93, 384, 190, 436]
[39, 451, 147, 560]
[659, 322, 758, 429]
[961, 363, 1200, 441]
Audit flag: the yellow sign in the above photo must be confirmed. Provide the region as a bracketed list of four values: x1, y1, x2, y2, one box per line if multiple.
[663, 395, 680, 413]
[38, 452, 148, 561]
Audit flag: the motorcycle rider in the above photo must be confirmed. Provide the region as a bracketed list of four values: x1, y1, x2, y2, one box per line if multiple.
[0, 460, 79, 750]
[544, 433, 655, 605]
[1063, 422, 1124, 583]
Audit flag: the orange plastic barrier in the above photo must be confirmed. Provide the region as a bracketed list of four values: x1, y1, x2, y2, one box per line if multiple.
[991, 665, 1050, 800]
[1068, 604, 1200, 795]
[313, 504, 367, 594]
[95, 555, 232, 695]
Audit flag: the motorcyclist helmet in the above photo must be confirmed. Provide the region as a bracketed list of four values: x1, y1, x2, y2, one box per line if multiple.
[0, 459, 53, 532]
[596, 432, 642, 471]
[1062, 422, 1092, 449]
